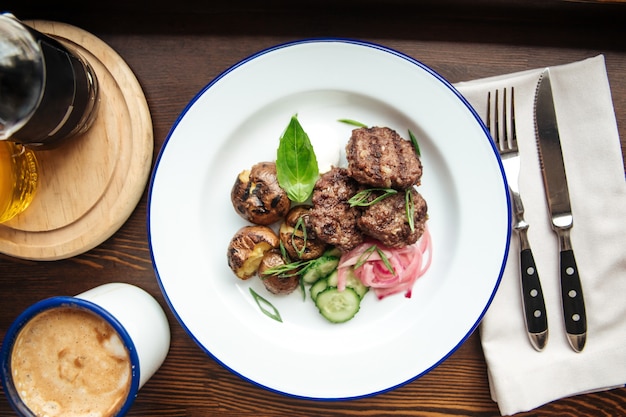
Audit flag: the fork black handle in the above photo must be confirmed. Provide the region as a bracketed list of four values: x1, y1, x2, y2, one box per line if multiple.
[520, 248, 548, 350]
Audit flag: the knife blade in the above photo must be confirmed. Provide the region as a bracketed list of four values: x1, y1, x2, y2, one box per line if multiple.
[534, 68, 586, 352]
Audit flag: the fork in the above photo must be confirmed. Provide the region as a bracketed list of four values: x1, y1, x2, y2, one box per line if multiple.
[487, 88, 548, 351]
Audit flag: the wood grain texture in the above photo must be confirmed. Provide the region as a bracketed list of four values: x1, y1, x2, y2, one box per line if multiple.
[1, 2, 625, 416]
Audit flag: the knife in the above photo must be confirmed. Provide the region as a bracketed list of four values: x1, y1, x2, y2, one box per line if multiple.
[534, 68, 587, 352]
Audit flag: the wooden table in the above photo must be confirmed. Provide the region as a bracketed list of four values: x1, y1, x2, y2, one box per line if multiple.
[2, 1, 625, 416]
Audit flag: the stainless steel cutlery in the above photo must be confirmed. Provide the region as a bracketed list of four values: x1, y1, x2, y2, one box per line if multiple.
[484, 69, 587, 352]
[534, 68, 587, 352]
[487, 87, 548, 351]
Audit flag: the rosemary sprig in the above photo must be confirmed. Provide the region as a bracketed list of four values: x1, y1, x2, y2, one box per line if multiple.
[348, 188, 397, 207]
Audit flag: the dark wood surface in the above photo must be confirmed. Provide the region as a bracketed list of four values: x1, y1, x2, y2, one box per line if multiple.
[2, 2, 625, 416]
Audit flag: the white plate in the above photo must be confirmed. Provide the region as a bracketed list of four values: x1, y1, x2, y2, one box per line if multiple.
[148, 39, 511, 400]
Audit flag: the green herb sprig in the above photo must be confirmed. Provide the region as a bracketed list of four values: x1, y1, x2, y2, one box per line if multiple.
[348, 188, 397, 207]
[338, 119, 368, 128]
[354, 245, 396, 275]
[292, 217, 308, 259]
[250, 288, 282, 322]
[405, 188, 415, 232]
[261, 261, 307, 278]
[408, 129, 421, 157]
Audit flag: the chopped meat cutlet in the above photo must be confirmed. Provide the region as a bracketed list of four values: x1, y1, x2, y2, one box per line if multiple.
[346, 126, 422, 189]
[358, 188, 428, 248]
[309, 167, 364, 252]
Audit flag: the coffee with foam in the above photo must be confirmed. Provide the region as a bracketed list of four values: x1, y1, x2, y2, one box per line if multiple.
[10, 307, 131, 417]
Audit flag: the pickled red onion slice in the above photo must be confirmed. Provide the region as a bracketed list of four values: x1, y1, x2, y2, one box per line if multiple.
[337, 227, 432, 299]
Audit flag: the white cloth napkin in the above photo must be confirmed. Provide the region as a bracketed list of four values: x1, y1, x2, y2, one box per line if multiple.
[453, 55, 626, 415]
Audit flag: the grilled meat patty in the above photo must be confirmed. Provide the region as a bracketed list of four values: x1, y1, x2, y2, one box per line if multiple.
[358, 188, 428, 248]
[309, 167, 365, 252]
[307, 127, 428, 252]
[346, 126, 422, 189]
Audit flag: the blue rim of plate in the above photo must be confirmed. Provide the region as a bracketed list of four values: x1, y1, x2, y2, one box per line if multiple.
[147, 37, 511, 401]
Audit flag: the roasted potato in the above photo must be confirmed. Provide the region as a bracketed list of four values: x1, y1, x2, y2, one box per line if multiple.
[227, 226, 279, 279]
[279, 205, 327, 260]
[258, 250, 300, 295]
[231, 162, 291, 225]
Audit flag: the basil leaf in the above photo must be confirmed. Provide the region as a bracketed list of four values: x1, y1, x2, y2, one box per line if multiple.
[276, 116, 319, 203]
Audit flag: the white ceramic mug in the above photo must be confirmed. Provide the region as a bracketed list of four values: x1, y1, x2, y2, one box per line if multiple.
[1, 282, 171, 416]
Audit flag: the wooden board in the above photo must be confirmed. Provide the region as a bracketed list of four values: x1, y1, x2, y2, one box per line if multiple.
[0, 21, 153, 260]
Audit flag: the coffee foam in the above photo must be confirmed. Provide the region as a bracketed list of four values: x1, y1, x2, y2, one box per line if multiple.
[10, 307, 131, 417]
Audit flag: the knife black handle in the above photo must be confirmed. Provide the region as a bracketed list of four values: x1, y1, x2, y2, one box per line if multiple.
[560, 249, 587, 337]
[520, 248, 548, 335]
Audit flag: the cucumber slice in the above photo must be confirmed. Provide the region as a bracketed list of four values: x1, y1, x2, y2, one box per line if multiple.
[310, 278, 329, 301]
[315, 287, 361, 323]
[327, 269, 369, 299]
[326, 270, 339, 287]
[301, 252, 340, 284]
[324, 247, 342, 257]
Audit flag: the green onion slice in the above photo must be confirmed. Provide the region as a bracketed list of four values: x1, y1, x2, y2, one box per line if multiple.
[405, 188, 415, 232]
[261, 260, 308, 278]
[292, 217, 308, 259]
[250, 288, 282, 323]
[338, 119, 368, 128]
[353, 245, 396, 276]
[408, 129, 421, 157]
[348, 188, 397, 207]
